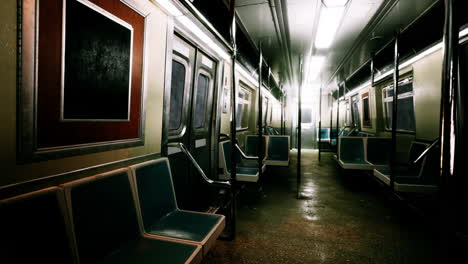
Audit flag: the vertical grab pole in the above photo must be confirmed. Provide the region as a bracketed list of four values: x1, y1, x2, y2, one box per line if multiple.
[297, 60, 303, 199]
[439, 0, 459, 261]
[329, 93, 333, 151]
[280, 88, 284, 135]
[336, 85, 340, 153]
[228, 0, 237, 240]
[318, 84, 322, 161]
[390, 32, 400, 191]
[258, 43, 263, 180]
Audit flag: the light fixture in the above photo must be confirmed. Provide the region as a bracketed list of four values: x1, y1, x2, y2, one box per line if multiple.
[322, 0, 349, 8]
[308, 56, 325, 81]
[315, 3, 346, 49]
[153, 0, 183, 16]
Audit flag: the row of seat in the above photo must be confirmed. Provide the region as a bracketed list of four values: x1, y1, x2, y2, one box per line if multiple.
[335, 136, 391, 170]
[334, 135, 438, 193]
[218, 135, 290, 182]
[1, 158, 225, 264]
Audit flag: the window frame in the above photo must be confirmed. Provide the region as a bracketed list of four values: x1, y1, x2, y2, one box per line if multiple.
[381, 76, 416, 133]
[168, 54, 192, 138]
[236, 85, 252, 131]
[192, 69, 213, 132]
[361, 92, 372, 128]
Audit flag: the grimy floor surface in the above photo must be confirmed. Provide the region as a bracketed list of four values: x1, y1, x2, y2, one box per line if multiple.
[202, 150, 439, 264]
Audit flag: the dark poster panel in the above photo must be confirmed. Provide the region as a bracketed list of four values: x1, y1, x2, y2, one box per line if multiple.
[63, 0, 132, 120]
[36, 0, 145, 149]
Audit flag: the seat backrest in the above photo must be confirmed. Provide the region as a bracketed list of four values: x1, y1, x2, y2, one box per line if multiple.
[130, 158, 178, 231]
[267, 136, 290, 161]
[245, 135, 266, 159]
[366, 138, 392, 165]
[331, 128, 338, 139]
[220, 140, 241, 173]
[339, 137, 365, 163]
[318, 128, 330, 140]
[0, 187, 75, 264]
[62, 169, 140, 264]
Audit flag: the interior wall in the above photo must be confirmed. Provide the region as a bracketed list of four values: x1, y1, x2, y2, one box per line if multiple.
[0, 2, 168, 187]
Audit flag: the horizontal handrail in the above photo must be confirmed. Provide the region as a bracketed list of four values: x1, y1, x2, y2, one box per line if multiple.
[167, 142, 231, 187]
[234, 143, 259, 160]
[409, 138, 440, 165]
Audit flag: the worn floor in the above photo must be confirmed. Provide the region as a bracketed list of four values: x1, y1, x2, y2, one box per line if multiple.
[202, 150, 439, 264]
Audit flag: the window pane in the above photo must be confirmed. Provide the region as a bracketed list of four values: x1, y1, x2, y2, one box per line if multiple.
[302, 107, 312, 123]
[363, 97, 371, 127]
[351, 95, 360, 128]
[194, 74, 209, 129]
[397, 97, 416, 131]
[236, 103, 243, 129]
[383, 78, 416, 132]
[169, 60, 186, 131]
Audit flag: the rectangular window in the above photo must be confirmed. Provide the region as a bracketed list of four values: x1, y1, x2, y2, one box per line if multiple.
[361, 92, 371, 127]
[236, 86, 251, 130]
[169, 60, 186, 131]
[301, 107, 312, 123]
[194, 73, 210, 129]
[263, 97, 269, 125]
[351, 95, 361, 129]
[382, 76, 416, 132]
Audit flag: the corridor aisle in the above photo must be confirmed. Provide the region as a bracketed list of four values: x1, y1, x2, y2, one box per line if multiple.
[202, 150, 438, 264]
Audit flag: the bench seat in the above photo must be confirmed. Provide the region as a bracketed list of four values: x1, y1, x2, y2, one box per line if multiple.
[219, 140, 262, 182]
[130, 159, 225, 255]
[0, 187, 75, 264]
[372, 141, 438, 193]
[62, 168, 202, 264]
[265, 136, 290, 166]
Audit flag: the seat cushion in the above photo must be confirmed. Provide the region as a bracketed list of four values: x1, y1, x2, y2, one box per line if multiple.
[236, 167, 259, 175]
[148, 210, 221, 242]
[238, 161, 259, 168]
[99, 237, 199, 264]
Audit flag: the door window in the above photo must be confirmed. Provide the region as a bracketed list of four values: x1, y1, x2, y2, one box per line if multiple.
[169, 60, 186, 131]
[193, 73, 210, 129]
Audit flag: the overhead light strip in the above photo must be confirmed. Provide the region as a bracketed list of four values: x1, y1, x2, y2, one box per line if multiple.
[315, 5, 346, 49]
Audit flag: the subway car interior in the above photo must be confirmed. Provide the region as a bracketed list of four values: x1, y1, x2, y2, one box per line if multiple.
[1, 0, 468, 263]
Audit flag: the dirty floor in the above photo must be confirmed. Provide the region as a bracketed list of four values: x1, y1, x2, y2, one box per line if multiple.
[202, 150, 438, 264]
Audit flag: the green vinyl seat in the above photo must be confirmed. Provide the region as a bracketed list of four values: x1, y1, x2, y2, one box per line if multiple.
[318, 128, 331, 142]
[0, 187, 74, 264]
[265, 136, 290, 166]
[337, 137, 372, 170]
[219, 141, 260, 182]
[373, 141, 438, 193]
[62, 168, 202, 264]
[130, 158, 225, 255]
[245, 135, 267, 160]
[366, 138, 392, 168]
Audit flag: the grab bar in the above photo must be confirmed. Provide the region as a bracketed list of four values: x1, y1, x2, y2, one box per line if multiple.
[167, 142, 231, 187]
[409, 138, 440, 165]
[234, 143, 259, 160]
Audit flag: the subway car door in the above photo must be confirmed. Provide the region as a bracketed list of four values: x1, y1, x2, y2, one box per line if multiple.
[167, 35, 216, 211]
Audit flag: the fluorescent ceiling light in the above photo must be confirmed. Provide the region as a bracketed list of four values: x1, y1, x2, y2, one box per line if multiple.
[176, 16, 230, 60]
[322, 0, 349, 8]
[315, 6, 345, 49]
[308, 56, 325, 81]
[154, 0, 183, 16]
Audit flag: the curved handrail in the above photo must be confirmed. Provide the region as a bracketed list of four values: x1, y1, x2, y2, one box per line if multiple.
[234, 143, 259, 160]
[167, 142, 231, 187]
[219, 133, 231, 141]
[409, 138, 440, 165]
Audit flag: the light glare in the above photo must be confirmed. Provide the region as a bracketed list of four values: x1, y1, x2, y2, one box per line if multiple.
[315, 6, 345, 49]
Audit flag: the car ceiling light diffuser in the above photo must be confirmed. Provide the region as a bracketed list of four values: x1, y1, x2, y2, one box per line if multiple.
[322, 0, 349, 8]
[315, 3, 346, 49]
[308, 56, 325, 81]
